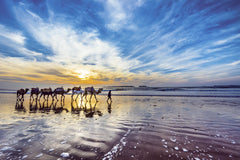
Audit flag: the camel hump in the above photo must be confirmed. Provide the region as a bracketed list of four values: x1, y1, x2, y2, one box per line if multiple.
[72, 87, 81, 91]
[42, 88, 51, 92]
[31, 88, 39, 92]
[56, 87, 64, 92]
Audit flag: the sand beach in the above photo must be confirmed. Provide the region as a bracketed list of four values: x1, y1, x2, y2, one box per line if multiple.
[0, 88, 240, 160]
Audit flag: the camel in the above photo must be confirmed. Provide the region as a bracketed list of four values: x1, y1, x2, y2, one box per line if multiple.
[39, 88, 53, 101]
[82, 87, 103, 102]
[72, 86, 84, 100]
[53, 87, 71, 101]
[16, 88, 29, 101]
[30, 87, 41, 100]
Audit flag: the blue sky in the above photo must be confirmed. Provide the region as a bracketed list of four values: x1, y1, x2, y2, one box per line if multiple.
[0, 0, 240, 88]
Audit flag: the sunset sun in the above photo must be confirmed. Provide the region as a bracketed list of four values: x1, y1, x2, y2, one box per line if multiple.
[77, 70, 90, 80]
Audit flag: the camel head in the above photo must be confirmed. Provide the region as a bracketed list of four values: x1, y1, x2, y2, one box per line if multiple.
[97, 88, 103, 94]
[25, 88, 29, 93]
[67, 88, 71, 92]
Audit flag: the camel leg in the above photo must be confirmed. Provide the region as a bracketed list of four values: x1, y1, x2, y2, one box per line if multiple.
[90, 94, 93, 102]
[62, 96, 65, 105]
[71, 93, 74, 100]
[80, 93, 83, 100]
[94, 94, 98, 102]
[17, 93, 19, 101]
[84, 94, 88, 101]
[55, 94, 58, 101]
[39, 94, 42, 101]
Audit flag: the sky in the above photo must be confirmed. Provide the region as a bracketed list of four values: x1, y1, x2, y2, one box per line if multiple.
[0, 0, 240, 89]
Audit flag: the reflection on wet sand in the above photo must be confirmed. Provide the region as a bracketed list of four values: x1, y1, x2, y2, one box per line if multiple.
[29, 99, 38, 113]
[107, 101, 112, 113]
[71, 100, 103, 117]
[52, 99, 69, 114]
[15, 100, 26, 112]
[15, 97, 110, 118]
[71, 100, 82, 115]
[84, 101, 102, 117]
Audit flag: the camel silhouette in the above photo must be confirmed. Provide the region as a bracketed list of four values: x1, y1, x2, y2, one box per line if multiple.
[72, 86, 84, 100]
[53, 87, 71, 101]
[30, 87, 41, 101]
[16, 88, 29, 101]
[82, 87, 103, 102]
[39, 88, 53, 101]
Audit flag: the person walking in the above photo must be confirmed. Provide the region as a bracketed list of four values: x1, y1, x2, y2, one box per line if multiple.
[107, 90, 112, 102]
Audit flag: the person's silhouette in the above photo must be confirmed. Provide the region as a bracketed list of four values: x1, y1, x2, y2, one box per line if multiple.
[107, 90, 112, 102]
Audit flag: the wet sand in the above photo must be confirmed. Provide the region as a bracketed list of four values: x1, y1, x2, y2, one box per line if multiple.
[0, 94, 240, 159]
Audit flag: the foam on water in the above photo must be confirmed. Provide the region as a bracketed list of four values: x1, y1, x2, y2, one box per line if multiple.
[22, 155, 28, 159]
[1, 146, 12, 151]
[103, 129, 131, 160]
[183, 148, 188, 152]
[60, 152, 70, 158]
[35, 153, 43, 158]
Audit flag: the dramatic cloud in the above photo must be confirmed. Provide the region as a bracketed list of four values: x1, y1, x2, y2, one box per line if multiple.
[0, 0, 239, 88]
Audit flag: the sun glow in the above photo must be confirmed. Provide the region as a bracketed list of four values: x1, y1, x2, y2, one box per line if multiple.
[76, 70, 90, 80]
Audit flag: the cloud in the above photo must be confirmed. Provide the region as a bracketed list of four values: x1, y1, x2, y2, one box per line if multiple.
[213, 34, 240, 46]
[0, 0, 240, 87]
[0, 24, 42, 57]
[13, 6, 139, 73]
[0, 24, 25, 45]
[100, 0, 144, 31]
[229, 60, 240, 66]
